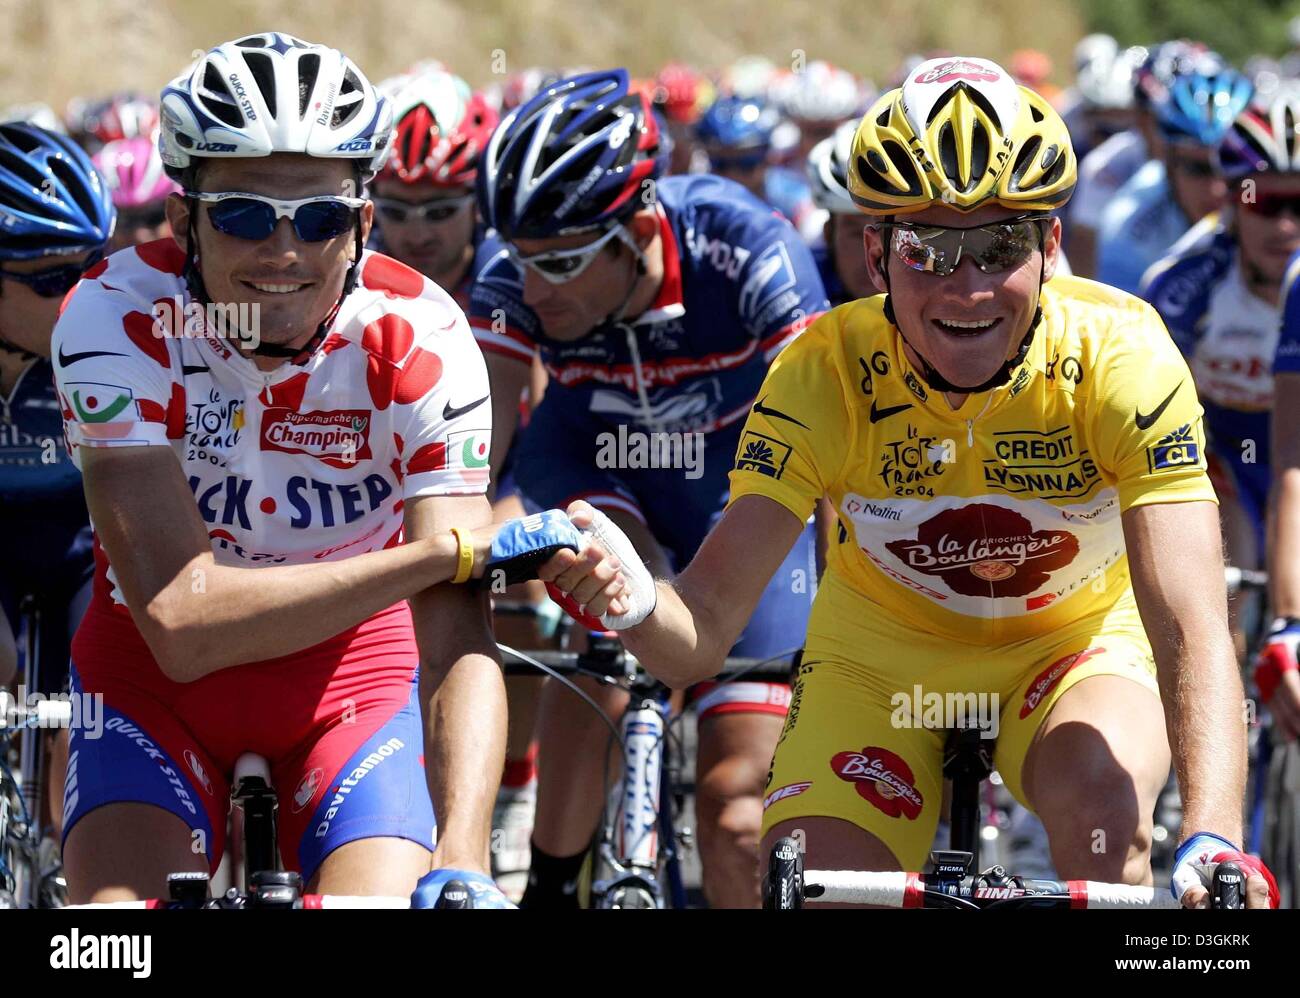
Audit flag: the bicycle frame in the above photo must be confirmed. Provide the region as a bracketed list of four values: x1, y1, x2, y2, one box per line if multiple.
[590, 683, 683, 909]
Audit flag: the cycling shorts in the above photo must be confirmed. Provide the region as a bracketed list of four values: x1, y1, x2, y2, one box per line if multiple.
[759, 574, 1160, 870]
[63, 665, 436, 883]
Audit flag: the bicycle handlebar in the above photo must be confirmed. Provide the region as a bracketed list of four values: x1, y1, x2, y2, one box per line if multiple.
[498, 647, 796, 681]
[803, 869, 1181, 909]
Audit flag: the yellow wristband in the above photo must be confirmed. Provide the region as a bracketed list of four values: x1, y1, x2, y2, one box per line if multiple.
[449, 526, 474, 584]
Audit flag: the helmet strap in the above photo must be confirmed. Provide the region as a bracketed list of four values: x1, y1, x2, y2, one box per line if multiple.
[602, 224, 650, 327]
[880, 222, 1043, 395]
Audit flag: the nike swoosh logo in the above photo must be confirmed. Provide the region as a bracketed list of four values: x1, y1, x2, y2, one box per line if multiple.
[443, 394, 489, 421]
[752, 397, 809, 429]
[869, 400, 913, 424]
[182, 364, 211, 376]
[57, 346, 125, 367]
[1134, 380, 1183, 431]
[561, 879, 578, 896]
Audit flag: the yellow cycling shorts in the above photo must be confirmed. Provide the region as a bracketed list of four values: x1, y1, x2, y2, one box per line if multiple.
[760, 574, 1161, 871]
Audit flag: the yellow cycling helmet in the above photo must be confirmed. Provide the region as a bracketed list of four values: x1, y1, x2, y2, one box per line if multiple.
[848, 56, 1076, 215]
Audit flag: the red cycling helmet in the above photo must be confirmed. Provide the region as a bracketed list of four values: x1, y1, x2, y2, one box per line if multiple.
[381, 70, 499, 187]
[654, 62, 713, 124]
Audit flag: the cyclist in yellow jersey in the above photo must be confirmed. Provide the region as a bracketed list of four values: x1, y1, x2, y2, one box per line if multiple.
[540, 56, 1276, 908]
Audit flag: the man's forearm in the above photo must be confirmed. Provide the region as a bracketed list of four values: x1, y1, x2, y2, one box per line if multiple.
[146, 534, 459, 681]
[1155, 634, 1247, 844]
[623, 578, 733, 688]
[421, 648, 506, 871]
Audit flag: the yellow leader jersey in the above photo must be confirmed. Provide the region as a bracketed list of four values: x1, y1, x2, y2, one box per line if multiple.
[728, 275, 1217, 646]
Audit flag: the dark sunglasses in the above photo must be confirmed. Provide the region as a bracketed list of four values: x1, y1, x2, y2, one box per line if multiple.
[882, 215, 1048, 277]
[1238, 191, 1300, 219]
[0, 247, 104, 298]
[373, 193, 475, 224]
[187, 191, 367, 242]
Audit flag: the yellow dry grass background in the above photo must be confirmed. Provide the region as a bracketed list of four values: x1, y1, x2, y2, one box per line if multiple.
[0, 0, 1086, 107]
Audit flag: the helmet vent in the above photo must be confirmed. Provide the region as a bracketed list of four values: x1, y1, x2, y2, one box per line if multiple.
[200, 63, 244, 128]
[1029, 103, 1044, 123]
[1010, 134, 1043, 187]
[962, 86, 1001, 127]
[333, 67, 365, 128]
[243, 52, 277, 119]
[1041, 150, 1067, 188]
[48, 156, 94, 218]
[298, 54, 321, 117]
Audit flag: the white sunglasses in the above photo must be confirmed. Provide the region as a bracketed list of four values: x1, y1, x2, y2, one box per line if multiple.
[506, 224, 639, 284]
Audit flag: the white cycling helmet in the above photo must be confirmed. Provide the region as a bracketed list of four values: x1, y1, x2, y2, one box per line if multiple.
[805, 118, 858, 214]
[774, 61, 864, 122]
[1075, 44, 1145, 110]
[159, 32, 393, 185]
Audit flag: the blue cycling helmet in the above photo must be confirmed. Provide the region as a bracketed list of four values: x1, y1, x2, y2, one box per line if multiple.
[478, 68, 666, 240]
[0, 122, 114, 260]
[1156, 66, 1254, 146]
[694, 95, 781, 151]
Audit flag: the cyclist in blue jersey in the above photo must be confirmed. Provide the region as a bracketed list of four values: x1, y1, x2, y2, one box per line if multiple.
[695, 94, 816, 237]
[471, 69, 829, 908]
[1141, 87, 1300, 652]
[0, 122, 115, 844]
[1098, 62, 1253, 295]
[1070, 40, 1205, 277]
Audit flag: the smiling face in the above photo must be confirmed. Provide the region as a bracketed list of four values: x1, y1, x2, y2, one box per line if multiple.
[165, 153, 372, 353]
[864, 201, 1061, 397]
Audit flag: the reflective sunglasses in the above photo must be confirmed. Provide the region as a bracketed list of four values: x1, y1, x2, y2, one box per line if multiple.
[373, 193, 475, 224]
[0, 247, 104, 298]
[506, 224, 632, 285]
[883, 215, 1048, 277]
[1238, 191, 1300, 219]
[187, 191, 367, 242]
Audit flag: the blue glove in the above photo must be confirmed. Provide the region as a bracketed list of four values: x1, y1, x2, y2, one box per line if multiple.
[482, 509, 583, 588]
[411, 869, 517, 909]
